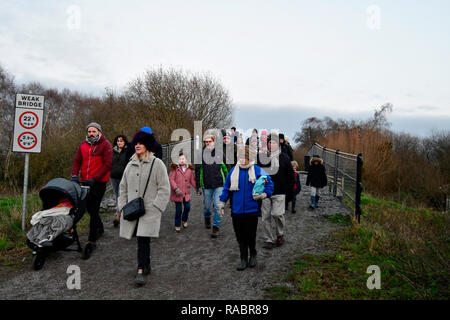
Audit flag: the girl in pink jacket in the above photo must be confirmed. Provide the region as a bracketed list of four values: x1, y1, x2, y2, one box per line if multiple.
[169, 153, 196, 232]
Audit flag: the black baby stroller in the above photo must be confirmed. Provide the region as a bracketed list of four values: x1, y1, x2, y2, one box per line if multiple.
[26, 178, 89, 270]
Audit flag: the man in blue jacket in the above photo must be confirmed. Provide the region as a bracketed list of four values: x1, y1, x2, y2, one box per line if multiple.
[218, 146, 274, 271]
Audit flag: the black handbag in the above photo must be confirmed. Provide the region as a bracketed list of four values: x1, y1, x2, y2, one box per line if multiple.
[122, 158, 155, 221]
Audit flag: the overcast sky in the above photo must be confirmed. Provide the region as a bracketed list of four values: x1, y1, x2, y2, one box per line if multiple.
[1, 0, 449, 141]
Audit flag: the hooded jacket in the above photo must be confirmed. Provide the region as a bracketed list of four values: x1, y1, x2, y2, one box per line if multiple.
[72, 134, 113, 183]
[169, 163, 196, 202]
[306, 157, 327, 188]
[195, 147, 229, 189]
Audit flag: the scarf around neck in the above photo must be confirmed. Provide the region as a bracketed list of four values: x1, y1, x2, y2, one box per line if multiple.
[86, 133, 102, 145]
[230, 161, 256, 191]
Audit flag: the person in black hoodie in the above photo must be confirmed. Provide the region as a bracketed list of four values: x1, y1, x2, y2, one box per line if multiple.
[258, 133, 295, 249]
[306, 155, 327, 209]
[279, 133, 293, 161]
[110, 134, 129, 227]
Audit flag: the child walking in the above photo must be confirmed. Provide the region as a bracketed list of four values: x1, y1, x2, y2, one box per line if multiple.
[169, 153, 196, 232]
[290, 161, 302, 213]
[306, 155, 327, 209]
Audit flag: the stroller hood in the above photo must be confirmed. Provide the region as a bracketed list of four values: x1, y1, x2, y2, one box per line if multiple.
[39, 178, 84, 210]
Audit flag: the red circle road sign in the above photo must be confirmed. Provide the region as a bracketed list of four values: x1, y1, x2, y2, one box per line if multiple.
[19, 111, 39, 129]
[17, 132, 38, 150]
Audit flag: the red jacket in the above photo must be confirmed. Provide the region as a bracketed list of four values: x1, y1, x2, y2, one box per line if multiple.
[71, 134, 113, 183]
[169, 163, 196, 202]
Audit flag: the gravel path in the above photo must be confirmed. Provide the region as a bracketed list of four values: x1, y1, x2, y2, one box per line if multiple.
[0, 175, 351, 300]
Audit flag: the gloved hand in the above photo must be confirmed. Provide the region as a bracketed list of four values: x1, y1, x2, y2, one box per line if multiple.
[253, 192, 267, 201]
[217, 201, 225, 218]
[196, 188, 202, 196]
[175, 188, 183, 197]
[71, 176, 80, 184]
[83, 178, 96, 187]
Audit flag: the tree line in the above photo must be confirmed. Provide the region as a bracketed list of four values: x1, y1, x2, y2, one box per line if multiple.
[0, 65, 233, 194]
[293, 103, 450, 210]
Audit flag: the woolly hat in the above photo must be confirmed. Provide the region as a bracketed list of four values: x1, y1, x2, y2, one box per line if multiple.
[141, 126, 152, 134]
[279, 133, 285, 140]
[266, 133, 279, 145]
[131, 130, 155, 152]
[261, 130, 268, 136]
[86, 122, 102, 132]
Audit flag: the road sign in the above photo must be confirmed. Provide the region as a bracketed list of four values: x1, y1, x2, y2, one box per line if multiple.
[13, 94, 44, 153]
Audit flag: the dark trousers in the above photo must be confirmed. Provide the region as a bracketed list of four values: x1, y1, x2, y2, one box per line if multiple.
[174, 199, 191, 227]
[86, 182, 106, 242]
[232, 215, 258, 260]
[137, 236, 151, 268]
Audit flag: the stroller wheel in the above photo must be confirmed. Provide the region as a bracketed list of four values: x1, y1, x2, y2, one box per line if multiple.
[32, 253, 46, 271]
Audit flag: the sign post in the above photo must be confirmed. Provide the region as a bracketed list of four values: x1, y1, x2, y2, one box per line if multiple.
[13, 93, 45, 231]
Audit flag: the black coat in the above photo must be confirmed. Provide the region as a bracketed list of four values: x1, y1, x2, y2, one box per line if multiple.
[258, 151, 295, 200]
[306, 164, 327, 188]
[110, 146, 128, 180]
[195, 147, 229, 189]
[281, 142, 293, 161]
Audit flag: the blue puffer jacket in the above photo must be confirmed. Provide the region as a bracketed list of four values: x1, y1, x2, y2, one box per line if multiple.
[220, 164, 274, 217]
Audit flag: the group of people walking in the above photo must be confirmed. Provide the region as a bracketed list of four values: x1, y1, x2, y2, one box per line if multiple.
[70, 123, 327, 286]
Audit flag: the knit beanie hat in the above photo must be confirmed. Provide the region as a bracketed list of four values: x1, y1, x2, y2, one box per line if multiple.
[141, 126, 152, 134]
[279, 133, 285, 140]
[131, 130, 156, 152]
[86, 122, 102, 132]
[266, 133, 279, 145]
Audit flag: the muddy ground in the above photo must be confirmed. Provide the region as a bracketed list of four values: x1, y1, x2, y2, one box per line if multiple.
[0, 175, 351, 299]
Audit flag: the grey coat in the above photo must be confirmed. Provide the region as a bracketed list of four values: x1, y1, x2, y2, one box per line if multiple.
[118, 152, 170, 239]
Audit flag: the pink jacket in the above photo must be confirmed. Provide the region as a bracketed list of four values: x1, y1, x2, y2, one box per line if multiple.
[169, 163, 196, 202]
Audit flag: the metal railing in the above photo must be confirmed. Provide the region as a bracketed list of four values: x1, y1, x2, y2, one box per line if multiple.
[307, 142, 363, 223]
[161, 138, 196, 170]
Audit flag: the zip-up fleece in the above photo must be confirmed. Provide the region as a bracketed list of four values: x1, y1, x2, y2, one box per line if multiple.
[71, 134, 113, 183]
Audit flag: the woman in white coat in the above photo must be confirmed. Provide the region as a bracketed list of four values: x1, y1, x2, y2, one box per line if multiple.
[118, 130, 170, 286]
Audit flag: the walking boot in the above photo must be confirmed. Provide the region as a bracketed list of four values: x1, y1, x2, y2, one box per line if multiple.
[248, 250, 257, 268]
[309, 196, 316, 209]
[135, 268, 147, 286]
[211, 226, 219, 238]
[204, 217, 211, 229]
[81, 241, 96, 260]
[315, 195, 320, 208]
[237, 244, 248, 271]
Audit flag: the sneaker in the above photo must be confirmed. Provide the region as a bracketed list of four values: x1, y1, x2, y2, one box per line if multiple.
[175, 226, 181, 233]
[81, 242, 96, 260]
[182, 221, 188, 229]
[204, 217, 211, 229]
[211, 226, 219, 238]
[135, 270, 147, 286]
[236, 259, 248, 271]
[276, 235, 285, 247]
[263, 242, 274, 250]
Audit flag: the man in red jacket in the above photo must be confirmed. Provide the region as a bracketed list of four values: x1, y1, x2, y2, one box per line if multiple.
[71, 122, 112, 260]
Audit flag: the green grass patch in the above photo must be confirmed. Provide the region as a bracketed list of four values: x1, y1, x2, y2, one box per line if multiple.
[265, 194, 450, 300]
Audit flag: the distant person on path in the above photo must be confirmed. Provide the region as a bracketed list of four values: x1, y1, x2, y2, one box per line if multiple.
[195, 134, 229, 238]
[219, 146, 273, 270]
[259, 130, 268, 154]
[71, 122, 113, 260]
[285, 160, 302, 213]
[231, 126, 238, 144]
[169, 153, 196, 233]
[279, 133, 293, 161]
[118, 130, 170, 286]
[306, 155, 327, 209]
[110, 134, 129, 228]
[258, 133, 295, 249]
[222, 129, 237, 172]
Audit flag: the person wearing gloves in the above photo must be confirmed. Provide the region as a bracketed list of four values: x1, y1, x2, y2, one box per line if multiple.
[306, 155, 327, 209]
[118, 130, 170, 286]
[169, 153, 196, 233]
[218, 146, 274, 271]
[71, 122, 112, 260]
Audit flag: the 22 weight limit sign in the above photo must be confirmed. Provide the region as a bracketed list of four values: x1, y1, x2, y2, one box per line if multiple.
[13, 94, 44, 153]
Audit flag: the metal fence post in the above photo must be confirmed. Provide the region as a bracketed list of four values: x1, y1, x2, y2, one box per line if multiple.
[333, 150, 339, 197]
[355, 153, 363, 223]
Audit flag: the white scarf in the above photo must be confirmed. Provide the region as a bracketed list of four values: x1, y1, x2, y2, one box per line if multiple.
[230, 162, 256, 191]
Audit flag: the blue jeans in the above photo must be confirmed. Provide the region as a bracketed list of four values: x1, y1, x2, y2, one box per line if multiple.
[203, 187, 223, 228]
[175, 199, 191, 227]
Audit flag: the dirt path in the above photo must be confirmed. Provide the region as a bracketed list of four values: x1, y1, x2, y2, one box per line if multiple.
[0, 175, 351, 299]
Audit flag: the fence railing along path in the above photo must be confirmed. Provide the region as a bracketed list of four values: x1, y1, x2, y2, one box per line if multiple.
[307, 142, 363, 223]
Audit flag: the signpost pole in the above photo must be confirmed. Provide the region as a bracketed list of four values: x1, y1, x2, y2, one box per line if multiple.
[22, 153, 30, 231]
